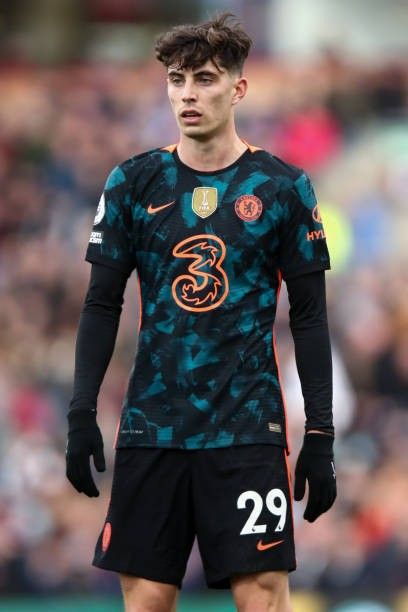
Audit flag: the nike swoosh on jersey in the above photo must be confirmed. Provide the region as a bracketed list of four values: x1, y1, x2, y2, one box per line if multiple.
[256, 539, 284, 552]
[147, 200, 176, 214]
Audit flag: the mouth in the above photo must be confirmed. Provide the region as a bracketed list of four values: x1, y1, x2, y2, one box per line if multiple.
[180, 109, 202, 124]
[180, 109, 202, 118]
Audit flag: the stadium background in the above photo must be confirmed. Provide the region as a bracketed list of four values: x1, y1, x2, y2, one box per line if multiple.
[0, 0, 407, 610]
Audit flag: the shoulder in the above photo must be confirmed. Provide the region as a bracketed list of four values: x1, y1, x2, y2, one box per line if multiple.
[247, 149, 317, 209]
[103, 146, 177, 196]
[249, 149, 305, 184]
[250, 149, 318, 207]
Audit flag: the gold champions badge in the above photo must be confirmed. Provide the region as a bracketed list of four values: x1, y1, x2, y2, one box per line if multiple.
[192, 187, 218, 219]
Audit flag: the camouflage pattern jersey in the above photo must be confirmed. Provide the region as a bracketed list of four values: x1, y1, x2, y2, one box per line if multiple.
[85, 144, 330, 450]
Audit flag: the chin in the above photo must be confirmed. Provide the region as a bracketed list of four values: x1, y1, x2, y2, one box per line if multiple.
[181, 126, 208, 139]
[182, 122, 223, 141]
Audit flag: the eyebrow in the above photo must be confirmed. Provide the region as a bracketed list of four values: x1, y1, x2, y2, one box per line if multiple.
[194, 70, 220, 77]
[167, 68, 221, 77]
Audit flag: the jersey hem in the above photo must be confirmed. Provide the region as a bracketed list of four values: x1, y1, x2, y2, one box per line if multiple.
[85, 253, 134, 275]
[115, 438, 287, 451]
[281, 261, 330, 281]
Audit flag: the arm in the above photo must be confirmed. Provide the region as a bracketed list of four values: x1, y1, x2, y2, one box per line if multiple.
[286, 270, 337, 521]
[286, 270, 333, 435]
[66, 262, 130, 497]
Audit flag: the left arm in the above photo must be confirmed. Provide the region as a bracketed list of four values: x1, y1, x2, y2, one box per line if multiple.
[286, 270, 337, 522]
[286, 270, 333, 435]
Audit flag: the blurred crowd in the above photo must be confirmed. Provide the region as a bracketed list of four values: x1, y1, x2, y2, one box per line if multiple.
[0, 53, 407, 607]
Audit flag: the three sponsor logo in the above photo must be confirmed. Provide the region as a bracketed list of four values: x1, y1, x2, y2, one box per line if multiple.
[172, 234, 229, 312]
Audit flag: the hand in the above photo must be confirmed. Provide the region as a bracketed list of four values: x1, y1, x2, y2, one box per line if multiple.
[66, 410, 106, 497]
[294, 432, 337, 522]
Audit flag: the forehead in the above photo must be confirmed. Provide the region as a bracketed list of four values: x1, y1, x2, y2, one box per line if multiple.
[167, 59, 226, 75]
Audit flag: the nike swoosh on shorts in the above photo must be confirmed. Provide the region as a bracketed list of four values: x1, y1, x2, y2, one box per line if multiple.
[256, 539, 284, 552]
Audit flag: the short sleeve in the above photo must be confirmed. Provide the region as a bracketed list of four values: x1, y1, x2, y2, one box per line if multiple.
[277, 172, 331, 280]
[85, 165, 135, 275]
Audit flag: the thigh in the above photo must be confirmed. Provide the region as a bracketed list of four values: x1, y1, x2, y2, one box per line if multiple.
[93, 447, 195, 588]
[193, 445, 296, 588]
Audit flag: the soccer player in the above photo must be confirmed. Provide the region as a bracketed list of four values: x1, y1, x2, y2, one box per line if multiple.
[66, 13, 336, 612]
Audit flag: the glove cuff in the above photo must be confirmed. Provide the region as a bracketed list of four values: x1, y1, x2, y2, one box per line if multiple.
[302, 432, 334, 456]
[68, 409, 97, 433]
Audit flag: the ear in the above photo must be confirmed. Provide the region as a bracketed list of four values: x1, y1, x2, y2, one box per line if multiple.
[232, 76, 248, 106]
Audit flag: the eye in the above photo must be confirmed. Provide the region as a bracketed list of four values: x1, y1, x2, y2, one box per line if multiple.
[198, 77, 213, 84]
[169, 76, 183, 86]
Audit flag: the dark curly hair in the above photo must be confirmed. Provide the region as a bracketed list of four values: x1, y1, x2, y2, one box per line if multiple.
[155, 13, 252, 75]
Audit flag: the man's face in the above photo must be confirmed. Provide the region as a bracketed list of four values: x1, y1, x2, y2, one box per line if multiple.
[167, 59, 246, 140]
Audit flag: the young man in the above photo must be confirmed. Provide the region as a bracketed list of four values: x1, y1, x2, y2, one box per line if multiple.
[66, 13, 336, 612]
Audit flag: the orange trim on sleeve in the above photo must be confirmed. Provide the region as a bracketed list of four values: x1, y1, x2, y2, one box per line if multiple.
[161, 144, 178, 153]
[273, 269, 291, 454]
[136, 273, 142, 334]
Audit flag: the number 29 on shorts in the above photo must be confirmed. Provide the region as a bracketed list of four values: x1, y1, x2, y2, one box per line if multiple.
[237, 488, 287, 535]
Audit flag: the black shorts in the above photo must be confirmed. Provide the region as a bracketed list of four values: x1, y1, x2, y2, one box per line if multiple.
[93, 445, 296, 589]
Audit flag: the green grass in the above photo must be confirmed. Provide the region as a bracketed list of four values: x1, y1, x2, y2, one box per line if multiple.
[0, 595, 236, 612]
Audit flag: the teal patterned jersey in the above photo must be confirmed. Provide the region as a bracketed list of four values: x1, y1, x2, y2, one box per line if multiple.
[86, 144, 330, 450]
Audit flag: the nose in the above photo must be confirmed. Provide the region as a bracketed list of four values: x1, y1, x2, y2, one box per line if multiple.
[181, 80, 198, 103]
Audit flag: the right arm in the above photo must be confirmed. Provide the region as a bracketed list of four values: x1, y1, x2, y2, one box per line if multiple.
[66, 262, 130, 497]
[70, 262, 129, 413]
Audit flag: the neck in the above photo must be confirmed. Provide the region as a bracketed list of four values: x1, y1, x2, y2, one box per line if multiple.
[177, 128, 248, 172]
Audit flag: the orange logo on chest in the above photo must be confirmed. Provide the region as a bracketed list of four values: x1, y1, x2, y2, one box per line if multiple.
[172, 234, 229, 312]
[235, 195, 263, 221]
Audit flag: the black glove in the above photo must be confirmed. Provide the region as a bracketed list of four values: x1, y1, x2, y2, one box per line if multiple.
[294, 432, 336, 522]
[66, 410, 106, 497]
